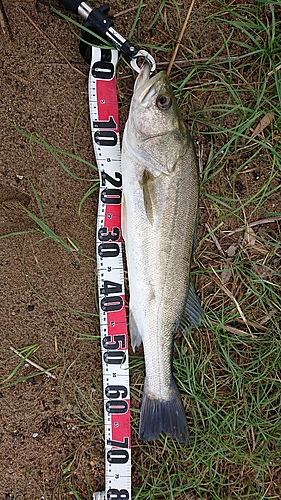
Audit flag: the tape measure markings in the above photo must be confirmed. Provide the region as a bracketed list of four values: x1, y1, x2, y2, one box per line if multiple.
[89, 46, 131, 499]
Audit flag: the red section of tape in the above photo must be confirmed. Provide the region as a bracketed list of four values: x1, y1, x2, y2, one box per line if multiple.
[107, 307, 127, 338]
[111, 400, 131, 446]
[96, 77, 119, 132]
[105, 204, 122, 241]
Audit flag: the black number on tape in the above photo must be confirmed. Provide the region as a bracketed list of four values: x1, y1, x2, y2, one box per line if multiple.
[107, 437, 129, 449]
[104, 351, 126, 365]
[107, 449, 129, 464]
[105, 385, 128, 399]
[101, 171, 122, 188]
[98, 242, 120, 258]
[107, 488, 129, 499]
[103, 335, 126, 350]
[98, 227, 120, 242]
[106, 399, 128, 414]
[94, 116, 117, 129]
[101, 280, 122, 296]
[101, 295, 123, 312]
[101, 188, 122, 205]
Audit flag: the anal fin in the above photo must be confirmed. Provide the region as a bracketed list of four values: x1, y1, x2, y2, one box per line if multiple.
[129, 310, 142, 351]
[179, 280, 204, 334]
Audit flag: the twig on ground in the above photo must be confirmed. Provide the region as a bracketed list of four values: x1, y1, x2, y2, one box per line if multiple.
[158, 55, 240, 68]
[221, 216, 281, 237]
[0, 0, 12, 39]
[167, 0, 196, 75]
[205, 223, 225, 256]
[10, 346, 56, 379]
[19, 7, 87, 78]
[158, 29, 197, 58]
[10, 72, 29, 85]
[211, 267, 252, 334]
[268, 62, 281, 76]
[211, 321, 257, 337]
[113, 4, 147, 17]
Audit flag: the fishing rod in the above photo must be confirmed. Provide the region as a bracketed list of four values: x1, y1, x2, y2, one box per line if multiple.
[57, 2, 156, 499]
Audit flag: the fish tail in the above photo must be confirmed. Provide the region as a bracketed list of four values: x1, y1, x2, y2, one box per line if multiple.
[139, 378, 188, 444]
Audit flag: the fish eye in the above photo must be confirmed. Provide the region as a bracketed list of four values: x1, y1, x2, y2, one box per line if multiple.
[156, 94, 172, 110]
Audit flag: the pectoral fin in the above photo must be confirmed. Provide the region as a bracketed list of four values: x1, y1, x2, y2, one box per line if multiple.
[178, 281, 204, 333]
[140, 170, 154, 225]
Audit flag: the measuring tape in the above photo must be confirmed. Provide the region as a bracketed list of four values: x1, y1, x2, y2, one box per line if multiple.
[89, 46, 131, 500]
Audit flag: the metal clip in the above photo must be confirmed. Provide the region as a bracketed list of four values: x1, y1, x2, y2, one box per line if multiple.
[130, 49, 156, 74]
[60, 0, 156, 73]
[92, 17, 156, 74]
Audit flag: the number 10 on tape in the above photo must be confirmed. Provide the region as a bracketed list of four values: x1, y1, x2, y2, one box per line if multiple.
[88, 46, 131, 499]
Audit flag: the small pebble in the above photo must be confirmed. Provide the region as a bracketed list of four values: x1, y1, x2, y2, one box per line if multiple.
[227, 245, 237, 258]
[32, 432, 39, 438]
[28, 305, 34, 311]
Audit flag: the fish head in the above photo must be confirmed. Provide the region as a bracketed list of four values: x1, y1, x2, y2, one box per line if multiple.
[125, 63, 190, 175]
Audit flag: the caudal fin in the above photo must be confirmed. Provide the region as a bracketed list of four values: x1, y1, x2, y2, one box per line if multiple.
[139, 378, 188, 444]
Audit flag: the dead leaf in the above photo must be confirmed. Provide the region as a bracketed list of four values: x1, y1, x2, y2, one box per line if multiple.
[221, 262, 232, 284]
[244, 226, 256, 246]
[252, 263, 274, 279]
[250, 112, 274, 139]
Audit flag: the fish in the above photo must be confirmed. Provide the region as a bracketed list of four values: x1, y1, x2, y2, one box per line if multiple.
[121, 63, 204, 444]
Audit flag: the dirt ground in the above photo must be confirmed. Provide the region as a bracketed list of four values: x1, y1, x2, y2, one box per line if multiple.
[1, 0, 281, 499]
[0, 1, 117, 498]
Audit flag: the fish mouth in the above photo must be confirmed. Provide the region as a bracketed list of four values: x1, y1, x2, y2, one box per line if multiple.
[134, 63, 167, 104]
[134, 62, 151, 90]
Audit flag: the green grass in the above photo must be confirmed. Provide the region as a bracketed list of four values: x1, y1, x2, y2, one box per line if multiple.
[127, 0, 281, 499]
[0, 344, 58, 389]
[2, 0, 281, 498]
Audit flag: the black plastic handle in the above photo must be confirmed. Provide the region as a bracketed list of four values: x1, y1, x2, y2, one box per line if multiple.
[59, 0, 83, 14]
